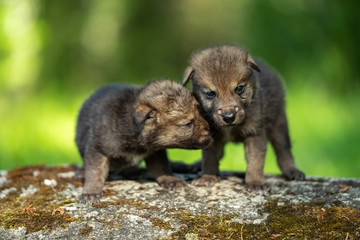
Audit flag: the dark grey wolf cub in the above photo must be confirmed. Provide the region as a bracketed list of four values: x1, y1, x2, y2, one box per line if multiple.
[183, 45, 305, 191]
[75, 80, 213, 204]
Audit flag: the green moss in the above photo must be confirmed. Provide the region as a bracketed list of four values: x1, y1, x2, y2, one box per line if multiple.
[0, 208, 75, 234]
[91, 198, 145, 209]
[165, 199, 360, 239]
[113, 198, 145, 210]
[102, 219, 123, 229]
[0, 165, 79, 234]
[2, 166, 359, 238]
[150, 217, 173, 231]
[78, 224, 93, 237]
[91, 197, 161, 212]
[166, 211, 252, 239]
[103, 189, 118, 197]
[92, 201, 113, 208]
[55, 199, 77, 208]
[264, 199, 360, 239]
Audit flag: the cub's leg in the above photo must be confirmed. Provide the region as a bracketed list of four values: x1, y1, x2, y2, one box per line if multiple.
[79, 148, 109, 204]
[145, 150, 186, 190]
[244, 130, 268, 192]
[192, 139, 225, 187]
[269, 111, 305, 180]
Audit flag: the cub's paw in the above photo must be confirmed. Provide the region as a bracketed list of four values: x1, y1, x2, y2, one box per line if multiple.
[283, 168, 305, 181]
[245, 183, 270, 195]
[192, 174, 219, 187]
[79, 192, 103, 204]
[157, 175, 187, 190]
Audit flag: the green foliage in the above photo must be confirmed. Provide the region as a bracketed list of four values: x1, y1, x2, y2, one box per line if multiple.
[0, 0, 359, 177]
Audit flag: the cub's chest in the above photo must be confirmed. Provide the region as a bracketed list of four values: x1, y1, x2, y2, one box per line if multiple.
[109, 152, 149, 169]
[221, 127, 245, 143]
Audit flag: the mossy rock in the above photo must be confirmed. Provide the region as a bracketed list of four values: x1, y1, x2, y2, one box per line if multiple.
[0, 165, 359, 239]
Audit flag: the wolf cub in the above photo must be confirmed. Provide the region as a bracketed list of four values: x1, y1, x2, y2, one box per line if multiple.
[76, 80, 213, 204]
[183, 45, 305, 191]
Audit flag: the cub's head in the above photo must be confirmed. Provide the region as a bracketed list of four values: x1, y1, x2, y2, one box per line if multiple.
[183, 45, 261, 128]
[134, 80, 213, 149]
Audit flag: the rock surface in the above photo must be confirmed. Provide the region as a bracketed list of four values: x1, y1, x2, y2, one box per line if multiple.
[0, 165, 359, 239]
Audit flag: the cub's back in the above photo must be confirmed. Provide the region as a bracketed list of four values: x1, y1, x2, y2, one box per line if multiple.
[75, 84, 139, 157]
[256, 60, 286, 125]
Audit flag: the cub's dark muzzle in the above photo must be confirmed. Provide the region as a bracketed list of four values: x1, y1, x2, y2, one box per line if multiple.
[217, 106, 239, 124]
[222, 112, 235, 123]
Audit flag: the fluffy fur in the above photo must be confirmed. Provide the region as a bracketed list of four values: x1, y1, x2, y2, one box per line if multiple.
[183, 45, 305, 190]
[76, 80, 213, 203]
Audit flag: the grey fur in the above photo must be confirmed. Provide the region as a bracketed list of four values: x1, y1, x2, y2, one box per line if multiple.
[75, 80, 213, 204]
[183, 45, 305, 190]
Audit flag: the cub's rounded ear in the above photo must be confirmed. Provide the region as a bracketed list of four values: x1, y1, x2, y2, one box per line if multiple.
[247, 54, 261, 72]
[182, 67, 195, 86]
[134, 104, 156, 124]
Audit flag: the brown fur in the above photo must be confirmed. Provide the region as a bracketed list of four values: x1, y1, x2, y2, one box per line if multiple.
[183, 45, 305, 191]
[75, 80, 213, 204]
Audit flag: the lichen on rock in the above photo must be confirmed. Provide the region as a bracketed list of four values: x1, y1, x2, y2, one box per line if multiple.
[0, 165, 359, 239]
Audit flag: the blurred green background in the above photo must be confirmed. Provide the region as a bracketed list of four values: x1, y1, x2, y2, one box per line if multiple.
[0, 0, 359, 177]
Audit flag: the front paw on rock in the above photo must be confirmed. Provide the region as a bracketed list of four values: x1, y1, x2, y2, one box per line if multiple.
[245, 183, 270, 195]
[283, 168, 306, 181]
[192, 174, 219, 187]
[79, 192, 103, 204]
[157, 175, 187, 190]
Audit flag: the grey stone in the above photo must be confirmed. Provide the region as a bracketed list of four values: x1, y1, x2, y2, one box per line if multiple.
[0, 166, 359, 239]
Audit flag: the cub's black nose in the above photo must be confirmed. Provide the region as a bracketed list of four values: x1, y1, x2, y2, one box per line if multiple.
[222, 112, 235, 123]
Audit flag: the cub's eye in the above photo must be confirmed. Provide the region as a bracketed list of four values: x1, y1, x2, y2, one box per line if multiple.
[204, 91, 216, 99]
[235, 85, 245, 94]
[183, 119, 194, 127]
